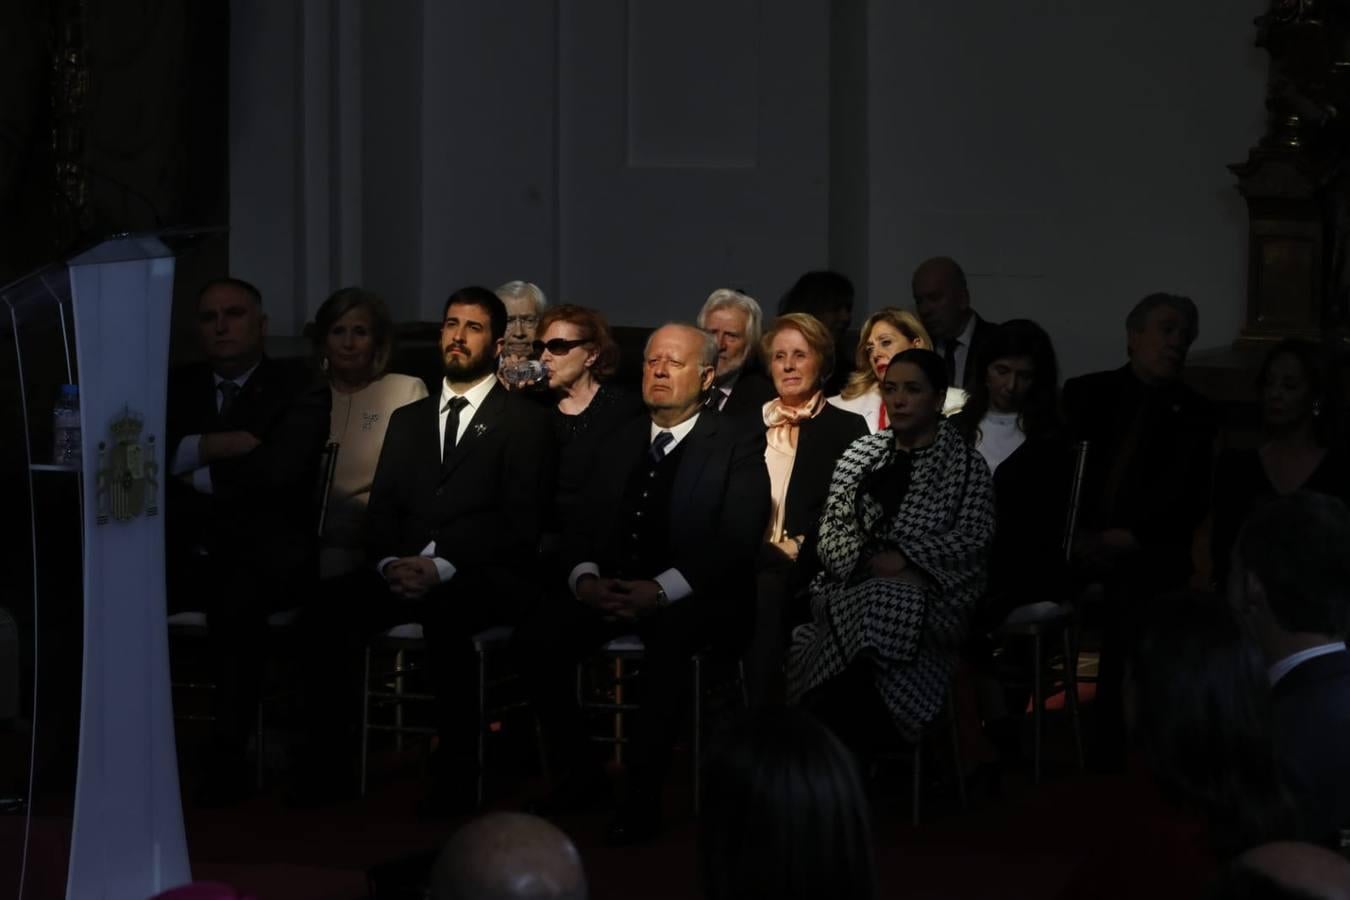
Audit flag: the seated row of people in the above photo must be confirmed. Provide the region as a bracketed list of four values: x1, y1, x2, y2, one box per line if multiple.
[165, 259, 1349, 850]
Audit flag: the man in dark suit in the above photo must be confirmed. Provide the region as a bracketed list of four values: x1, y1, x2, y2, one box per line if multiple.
[166, 276, 330, 803]
[912, 256, 998, 392]
[1062, 292, 1216, 769]
[697, 288, 776, 420]
[298, 286, 555, 811]
[517, 322, 770, 844]
[1231, 491, 1350, 848]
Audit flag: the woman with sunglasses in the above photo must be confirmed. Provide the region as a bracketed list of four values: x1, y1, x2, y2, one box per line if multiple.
[534, 305, 643, 528]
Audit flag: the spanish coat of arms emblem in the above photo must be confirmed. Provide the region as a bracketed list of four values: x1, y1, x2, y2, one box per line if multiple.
[95, 408, 159, 525]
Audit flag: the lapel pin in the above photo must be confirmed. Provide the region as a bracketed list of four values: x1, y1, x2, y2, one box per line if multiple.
[473, 423, 488, 437]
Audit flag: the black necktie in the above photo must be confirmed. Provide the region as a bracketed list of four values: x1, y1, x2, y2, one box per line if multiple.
[943, 339, 960, 385]
[650, 430, 674, 463]
[442, 396, 470, 468]
[217, 380, 241, 418]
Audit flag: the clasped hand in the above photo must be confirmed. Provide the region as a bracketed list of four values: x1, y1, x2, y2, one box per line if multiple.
[576, 576, 662, 621]
[868, 549, 933, 588]
[869, 549, 908, 578]
[384, 557, 440, 599]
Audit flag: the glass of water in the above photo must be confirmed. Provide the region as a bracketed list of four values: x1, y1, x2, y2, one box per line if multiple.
[501, 359, 549, 387]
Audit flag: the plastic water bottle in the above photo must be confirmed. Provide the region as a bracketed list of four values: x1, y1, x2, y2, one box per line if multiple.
[51, 384, 81, 467]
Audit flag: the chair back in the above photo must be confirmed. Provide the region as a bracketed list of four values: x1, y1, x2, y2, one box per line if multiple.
[1061, 440, 1090, 562]
[315, 440, 340, 537]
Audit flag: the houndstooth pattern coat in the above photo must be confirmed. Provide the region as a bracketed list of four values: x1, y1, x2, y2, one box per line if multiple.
[787, 419, 995, 742]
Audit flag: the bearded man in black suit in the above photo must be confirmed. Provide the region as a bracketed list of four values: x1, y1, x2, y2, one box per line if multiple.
[297, 286, 555, 812]
[517, 322, 770, 845]
[166, 276, 330, 804]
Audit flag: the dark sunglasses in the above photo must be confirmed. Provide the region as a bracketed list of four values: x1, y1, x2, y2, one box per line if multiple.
[533, 337, 589, 356]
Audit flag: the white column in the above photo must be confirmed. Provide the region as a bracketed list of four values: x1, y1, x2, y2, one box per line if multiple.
[230, 0, 365, 333]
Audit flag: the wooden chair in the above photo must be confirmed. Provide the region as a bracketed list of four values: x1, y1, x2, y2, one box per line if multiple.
[575, 634, 748, 813]
[359, 623, 522, 806]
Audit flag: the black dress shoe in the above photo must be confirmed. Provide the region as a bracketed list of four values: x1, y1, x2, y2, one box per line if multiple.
[416, 777, 479, 819]
[605, 805, 663, 846]
[192, 763, 253, 809]
[531, 768, 612, 817]
[283, 770, 352, 808]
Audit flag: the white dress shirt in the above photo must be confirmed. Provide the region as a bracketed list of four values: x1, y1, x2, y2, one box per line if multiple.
[947, 313, 978, 389]
[568, 413, 701, 603]
[170, 362, 261, 495]
[1268, 642, 1347, 687]
[379, 372, 497, 583]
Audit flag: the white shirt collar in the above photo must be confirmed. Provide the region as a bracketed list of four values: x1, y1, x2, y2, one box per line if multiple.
[213, 361, 260, 388]
[650, 412, 701, 452]
[441, 372, 496, 412]
[1268, 642, 1347, 686]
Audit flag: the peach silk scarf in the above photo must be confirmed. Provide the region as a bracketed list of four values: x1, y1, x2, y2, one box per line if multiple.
[763, 390, 825, 451]
[762, 391, 825, 542]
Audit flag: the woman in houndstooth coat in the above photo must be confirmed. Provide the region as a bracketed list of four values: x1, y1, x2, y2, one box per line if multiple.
[789, 348, 995, 750]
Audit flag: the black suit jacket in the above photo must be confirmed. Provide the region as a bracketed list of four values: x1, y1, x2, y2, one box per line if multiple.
[1062, 365, 1215, 589]
[165, 357, 330, 583]
[717, 367, 778, 423]
[565, 412, 770, 604]
[366, 380, 556, 605]
[960, 314, 1000, 392]
[1272, 649, 1350, 846]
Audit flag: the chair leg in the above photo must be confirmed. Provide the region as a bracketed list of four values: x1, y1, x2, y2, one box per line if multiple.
[947, 688, 967, 811]
[476, 647, 488, 810]
[1032, 632, 1044, 785]
[255, 702, 265, 790]
[736, 658, 750, 709]
[692, 655, 703, 815]
[911, 743, 922, 826]
[360, 645, 372, 797]
[1062, 626, 1085, 771]
[613, 658, 625, 767]
[393, 648, 406, 753]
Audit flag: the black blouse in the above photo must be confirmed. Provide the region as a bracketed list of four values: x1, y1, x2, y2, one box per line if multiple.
[551, 382, 645, 526]
[1210, 446, 1350, 589]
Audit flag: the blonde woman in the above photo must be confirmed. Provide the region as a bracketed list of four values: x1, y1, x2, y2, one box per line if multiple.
[828, 308, 967, 432]
[313, 287, 428, 578]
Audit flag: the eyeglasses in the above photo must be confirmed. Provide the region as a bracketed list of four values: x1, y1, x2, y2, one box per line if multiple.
[533, 337, 589, 356]
[506, 315, 539, 329]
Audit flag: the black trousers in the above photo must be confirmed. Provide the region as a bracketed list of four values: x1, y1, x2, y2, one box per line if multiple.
[298, 568, 518, 783]
[515, 584, 750, 810]
[168, 549, 295, 763]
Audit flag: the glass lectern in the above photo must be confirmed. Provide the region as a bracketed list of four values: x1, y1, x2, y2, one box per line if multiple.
[1, 230, 214, 899]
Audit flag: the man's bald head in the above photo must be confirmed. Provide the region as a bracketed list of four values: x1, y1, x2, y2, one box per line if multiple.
[911, 256, 972, 343]
[1212, 842, 1350, 900]
[430, 813, 587, 900]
